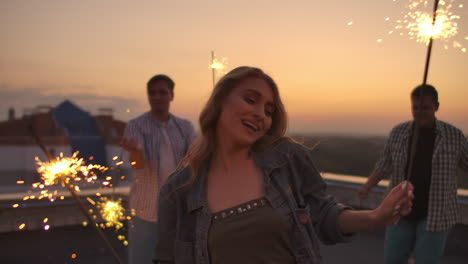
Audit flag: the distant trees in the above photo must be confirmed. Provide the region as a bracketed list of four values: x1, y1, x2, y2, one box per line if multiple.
[292, 134, 468, 189]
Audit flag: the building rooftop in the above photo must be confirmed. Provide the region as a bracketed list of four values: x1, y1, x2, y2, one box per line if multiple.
[1, 223, 467, 264]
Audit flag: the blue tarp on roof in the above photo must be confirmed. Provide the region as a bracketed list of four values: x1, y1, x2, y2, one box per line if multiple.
[52, 100, 107, 166]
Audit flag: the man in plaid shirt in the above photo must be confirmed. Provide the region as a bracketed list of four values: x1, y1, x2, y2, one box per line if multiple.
[358, 84, 468, 264]
[121, 74, 197, 264]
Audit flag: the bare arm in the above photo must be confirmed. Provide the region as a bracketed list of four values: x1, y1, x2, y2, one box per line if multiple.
[340, 181, 414, 234]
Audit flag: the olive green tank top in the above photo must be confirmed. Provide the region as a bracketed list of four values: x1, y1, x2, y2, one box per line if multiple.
[208, 197, 296, 264]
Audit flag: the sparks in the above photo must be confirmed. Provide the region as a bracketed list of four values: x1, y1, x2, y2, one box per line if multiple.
[209, 54, 229, 76]
[407, 9, 459, 44]
[86, 197, 96, 205]
[96, 197, 126, 230]
[388, 0, 466, 51]
[33, 151, 109, 200]
[210, 58, 228, 71]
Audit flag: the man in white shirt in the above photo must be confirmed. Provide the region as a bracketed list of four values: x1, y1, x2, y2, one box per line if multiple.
[121, 74, 197, 264]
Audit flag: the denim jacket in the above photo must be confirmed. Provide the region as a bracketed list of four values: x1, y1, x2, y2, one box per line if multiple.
[154, 139, 352, 264]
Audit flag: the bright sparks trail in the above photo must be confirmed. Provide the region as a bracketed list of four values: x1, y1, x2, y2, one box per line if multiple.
[210, 57, 228, 73]
[33, 151, 108, 200]
[87, 196, 129, 246]
[390, 0, 466, 52]
[97, 197, 125, 230]
[209, 51, 229, 87]
[27, 131, 124, 263]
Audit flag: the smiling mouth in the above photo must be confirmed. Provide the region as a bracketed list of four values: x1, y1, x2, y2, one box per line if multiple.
[242, 120, 260, 132]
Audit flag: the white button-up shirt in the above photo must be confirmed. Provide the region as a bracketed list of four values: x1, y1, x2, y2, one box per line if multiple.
[124, 112, 196, 222]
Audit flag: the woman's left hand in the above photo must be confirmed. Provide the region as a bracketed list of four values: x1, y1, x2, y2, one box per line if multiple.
[372, 181, 414, 226]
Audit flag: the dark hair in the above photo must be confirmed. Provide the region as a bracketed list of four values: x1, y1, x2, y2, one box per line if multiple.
[411, 84, 439, 106]
[147, 74, 175, 95]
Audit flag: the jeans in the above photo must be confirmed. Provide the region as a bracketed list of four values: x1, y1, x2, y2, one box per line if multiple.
[128, 216, 158, 264]
[384, 218, 449, 264]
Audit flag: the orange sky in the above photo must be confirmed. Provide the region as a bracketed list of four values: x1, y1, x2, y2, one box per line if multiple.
[1, 0, 467, 135]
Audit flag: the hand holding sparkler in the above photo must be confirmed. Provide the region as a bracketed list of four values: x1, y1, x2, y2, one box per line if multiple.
[373, 181, 415, 226]
[120, 137, 144, 169]
[338, 181, 414, 234]
[119, 137, 142, 153]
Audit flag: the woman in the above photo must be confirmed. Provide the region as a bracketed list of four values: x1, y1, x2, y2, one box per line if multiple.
[154, 66, 413, 264]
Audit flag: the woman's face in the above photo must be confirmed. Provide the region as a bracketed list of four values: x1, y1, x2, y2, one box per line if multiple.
[216, 77, 275, 148]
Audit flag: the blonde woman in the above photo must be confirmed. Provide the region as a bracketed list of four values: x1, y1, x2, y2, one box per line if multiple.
[154, 66, 413, 264]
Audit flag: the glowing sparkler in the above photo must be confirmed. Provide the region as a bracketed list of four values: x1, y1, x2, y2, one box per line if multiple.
[405, 3, 459, 44]
[86, 196, 129, 246]
[96, 197, 126, 230]
[35, 152, 107, 186]
[32, 154, 123, 262]
[209, 51, 228, 88]
[32, 152, 108, 201]
[24, 117, 124, 263]
[390, 0, 466, 52]
[84, 152, 131, 246]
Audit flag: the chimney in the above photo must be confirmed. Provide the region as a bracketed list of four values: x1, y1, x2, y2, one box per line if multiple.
[8, 107, 15, 121]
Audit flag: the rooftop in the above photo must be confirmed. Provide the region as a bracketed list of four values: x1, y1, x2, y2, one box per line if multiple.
[1, 224, 467, 263]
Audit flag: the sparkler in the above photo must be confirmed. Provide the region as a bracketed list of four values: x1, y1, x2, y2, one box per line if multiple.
[27, 123, 123, 264]
[97, 197, 126, 230]
[389, 0, 466, 53]
[34, 152, 107, 197]
[87, 152, 131, 246]
[382, 0, 463, 84]
[209, 51, 228, 88]
[421, 0, 440, 85]
[406, 0, 443, 181]
[399, 0, 462, 45]
[86, 173, 129, 245]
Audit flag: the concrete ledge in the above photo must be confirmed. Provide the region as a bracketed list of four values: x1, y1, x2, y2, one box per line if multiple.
[1, 174, 467, 233]
[0, 185, 130, 233]
[322, 173, 468, 225]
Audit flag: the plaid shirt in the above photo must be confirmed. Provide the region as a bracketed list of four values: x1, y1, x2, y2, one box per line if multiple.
[375, 120, 468, 231]
[124, 112, 196, 222]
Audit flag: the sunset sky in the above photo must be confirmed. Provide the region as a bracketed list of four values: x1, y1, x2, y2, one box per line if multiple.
[1, 0, 467, 135]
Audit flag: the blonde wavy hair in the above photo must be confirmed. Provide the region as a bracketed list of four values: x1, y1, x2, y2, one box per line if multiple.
[178, 66, 288, 188]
